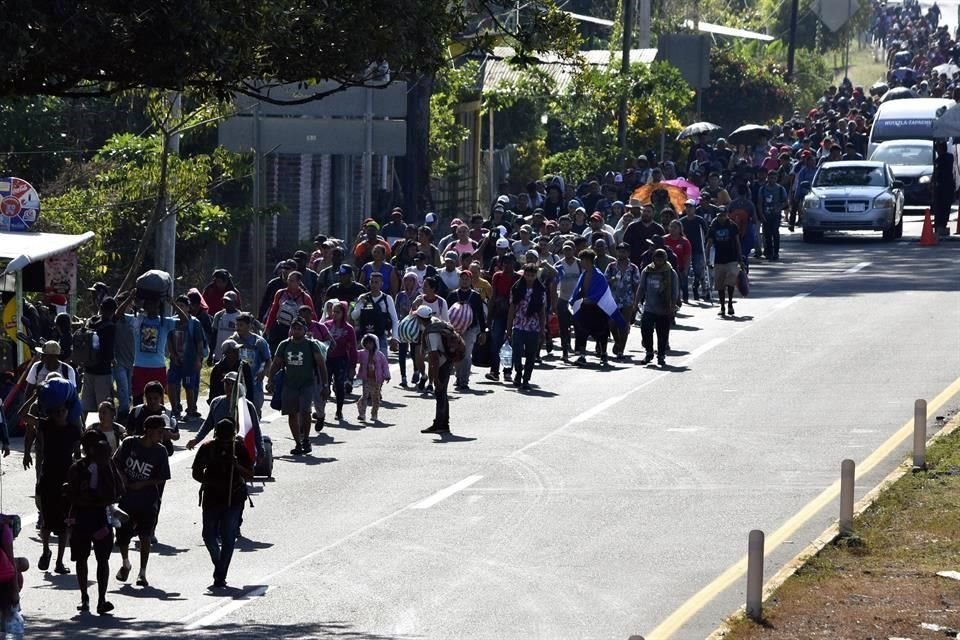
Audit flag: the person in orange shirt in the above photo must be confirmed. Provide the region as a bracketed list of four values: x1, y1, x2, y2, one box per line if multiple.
[353, 221, 392, 266]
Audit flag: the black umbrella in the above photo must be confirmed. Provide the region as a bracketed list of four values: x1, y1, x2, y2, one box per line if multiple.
[677, 121, 722, 141]
[880, 86, 918, 103]
[727, 124, 772, 145]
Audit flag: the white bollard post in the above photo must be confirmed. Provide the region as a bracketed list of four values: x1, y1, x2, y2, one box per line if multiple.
[913, 399, 927, 470]
[839, 459, 855, 537]
[746, 530, 765, 621]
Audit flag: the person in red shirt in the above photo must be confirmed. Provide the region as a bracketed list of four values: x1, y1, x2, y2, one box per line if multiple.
[663, 220, 693, 303]
[353, 221, 392, 266]
[264, 271, 316, 353]
[201, 269, 241, 316]
[485, 254, 520, 382]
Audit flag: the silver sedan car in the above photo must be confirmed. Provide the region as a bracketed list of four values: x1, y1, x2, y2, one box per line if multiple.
[800, 161, 905, 242]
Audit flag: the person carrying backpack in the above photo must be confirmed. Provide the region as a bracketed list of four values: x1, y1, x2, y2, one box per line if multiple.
[264, 271, 315, 353]
[416, 306, 465, 435]
[349, 272, 399, 356]
[191, 417, 253, 590]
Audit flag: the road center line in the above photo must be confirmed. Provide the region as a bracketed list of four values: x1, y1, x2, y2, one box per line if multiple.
[844, 261, 871, 274]
[644, 373, 960, 640]
[772, 292, 810, 310]
[411, 475, 483, 509]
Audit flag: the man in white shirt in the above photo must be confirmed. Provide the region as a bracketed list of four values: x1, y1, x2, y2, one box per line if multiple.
[25, 341, 77, 399]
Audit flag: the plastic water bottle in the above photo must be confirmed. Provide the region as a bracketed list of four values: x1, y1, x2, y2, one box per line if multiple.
[499, 342, 513, 370]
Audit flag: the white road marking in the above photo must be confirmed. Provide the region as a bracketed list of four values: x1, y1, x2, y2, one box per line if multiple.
[772, 292, 810, 310]
[844, 261, 871, 274]
[411, 475, 483, 510]
[667, 427, 702, 433]
[185, 280, 818, 628]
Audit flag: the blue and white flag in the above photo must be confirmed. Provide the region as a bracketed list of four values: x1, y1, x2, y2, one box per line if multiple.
[570, 267, 626, 327]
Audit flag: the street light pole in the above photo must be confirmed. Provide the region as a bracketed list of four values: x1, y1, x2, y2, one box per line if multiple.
[786, 0, 800, 81]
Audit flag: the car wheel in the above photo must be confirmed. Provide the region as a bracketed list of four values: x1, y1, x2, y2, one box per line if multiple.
[894, 215, 904, 239]
[802, 228, 822, 243]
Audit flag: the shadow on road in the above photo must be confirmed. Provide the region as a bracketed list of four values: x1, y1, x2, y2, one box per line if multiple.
[23, 616, 423, 639]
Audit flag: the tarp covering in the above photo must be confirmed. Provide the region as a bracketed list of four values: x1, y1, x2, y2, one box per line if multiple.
[0, 231, 95, 275]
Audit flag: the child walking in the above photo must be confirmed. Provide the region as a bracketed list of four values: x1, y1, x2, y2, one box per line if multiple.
[355, 334, 390, 422]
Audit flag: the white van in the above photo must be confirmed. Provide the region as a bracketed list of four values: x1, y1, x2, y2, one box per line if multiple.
[867, 98, 953, 158]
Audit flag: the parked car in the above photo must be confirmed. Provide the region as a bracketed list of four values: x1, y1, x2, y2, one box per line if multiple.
[868, 139, 932, 213]
[800, 161, 904, 242]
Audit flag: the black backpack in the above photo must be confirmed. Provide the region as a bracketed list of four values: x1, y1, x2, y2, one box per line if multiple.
[71, 326, 98, 368]
[356, 293, 391, 336]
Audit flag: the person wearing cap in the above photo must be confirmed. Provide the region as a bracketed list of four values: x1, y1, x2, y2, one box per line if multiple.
[229, 313, 272, 415]
[584, 212, 615, 249]
[25, 340, 77, 403]
[191, 416, 254, 590]
[436, 218, 463, 257]
[381, 208, 407, 247]
[87, 281, 109, 309]
[541, 184, 563, 220]
[206, 339, 252, 406]
[484, 203, 515, 236]
[201, 269, 241, 316]
[623, 201, 666, 266]
[488, 237, 512, 274]
[351, 271, 400, 357]
[424, 212, 439, 235]
[360, 244, 399, 296]
[166, 295, 207, 422]
[511, 225, 535, 260]
[446, 269, 486, 390]
[266, 318, 328, 454]
[637, 248, 681, 367]
[79, 296, 118, 419]
[405, 250, 440, 288]
[412, 305, 451, 434]
[189, 371, 262, 461]
[210, 290, 242, 363]
[639, 234, 679, 271]
[353, 220, 392, 267]
[438, 251, 462, 293]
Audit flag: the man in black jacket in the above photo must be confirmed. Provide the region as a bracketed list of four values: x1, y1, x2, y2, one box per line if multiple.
[446, 270, 487, 390]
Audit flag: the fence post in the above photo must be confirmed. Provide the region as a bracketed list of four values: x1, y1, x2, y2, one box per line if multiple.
[746, 530, 765, 621]
[913, 399, 927, 470]
[839, 459, 855, 537]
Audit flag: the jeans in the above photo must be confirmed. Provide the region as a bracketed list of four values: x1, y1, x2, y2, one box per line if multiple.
[557, 299, 574, 354]
[640, 311, 672, 358]
[678, 268, 689, 302]
[511, 329, 539, 384]
[689, 253, 708, 298]
[249, 379, 265, 416]
[611, 306, 633, 356]
[113, 365, 132, 417]
[433, 362, 452, 428]
[455, 326, 480, 385]
[327, 356, 350, 411]
[398, 342, 418, 380]
[489, 315, 509, 374]
[202, 504, 243, 582]
[763, 213, 781, 258]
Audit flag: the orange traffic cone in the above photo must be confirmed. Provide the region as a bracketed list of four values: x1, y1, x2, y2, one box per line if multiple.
[920, 208, 938, 246]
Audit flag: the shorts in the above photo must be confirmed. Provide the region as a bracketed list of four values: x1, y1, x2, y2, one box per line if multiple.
[167, 365, 200, 391]
[132, 367, 167, 398]
[714, 262, 740, 290]
[38, 479, 67, 534]
[115, 508, 159, 547]
[281, 384, 316, 416]
[81, 372, 114, 412]
[70, 527, 114, 563]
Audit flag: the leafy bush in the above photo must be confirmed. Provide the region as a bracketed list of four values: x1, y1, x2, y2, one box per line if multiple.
[700, 47, 793, 129]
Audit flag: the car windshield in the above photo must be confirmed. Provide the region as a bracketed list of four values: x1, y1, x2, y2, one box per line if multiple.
[814, 167, 887, 187]
[870, 144, 932, 166]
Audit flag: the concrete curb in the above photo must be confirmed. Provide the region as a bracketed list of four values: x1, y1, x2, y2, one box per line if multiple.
[705, 410, 960, 640]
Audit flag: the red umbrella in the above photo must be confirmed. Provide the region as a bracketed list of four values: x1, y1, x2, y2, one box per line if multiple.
[662, 178, 700, 202]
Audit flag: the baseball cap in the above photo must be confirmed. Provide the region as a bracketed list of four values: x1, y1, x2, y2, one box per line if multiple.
[685, 198, 697, 206]
[496, 195, 510, 204]
[337, 264, 353, 275]
[589, 212, 602, 222]
[87, 281, 108, 293]
[414, 251, 427, 260]
[313, 234, 327, 243]
[281, 259, 297, 269]
[496, 238, 510, 249]
[415, 305, 433, 319]
[366, 220, 380, 230]
[221, 339, 239, 352]
[520, 224, 533, 234]
[449, 218, 463, 229]
[444, 251, 458, 261]
[223, 371, 239, 382]
[391, 209, 403, 218]
[41, 340, 61, 356]
[425, 212, 438, 224]
[223, 290, 239, 302]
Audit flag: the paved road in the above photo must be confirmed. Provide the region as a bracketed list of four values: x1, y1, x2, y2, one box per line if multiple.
[9, 219, 960, 639]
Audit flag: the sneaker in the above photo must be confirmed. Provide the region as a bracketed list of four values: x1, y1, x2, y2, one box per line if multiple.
[704, 295, 712, 303]
[503, 370, 512, 382]
[641, 352, 654, 365]
[520, 382, 531, 391]
[425, 384, 434, 394]
[358, 412, 366, 422]
[416, 379, 427, 391]
[314, 416, 324, 432]
[657, 358, 666, 367]
[513, 376, 522, 387]
[727, 305, 735, 316]
[301, 440, 312, 454]
[400, 377, 408, 387]
[290, 445, 304, 456]
[484, 372, 500, 382]
[411, 371, 421, 385]
[335, 409, 343, 421]
[718, 307, 726, 316]
[344, 381, 353, 394]
[420, 425, 450, 434]
[371, 411, 378, 421]
[693, 292, 700, 301]
[575, 355, 586, 365]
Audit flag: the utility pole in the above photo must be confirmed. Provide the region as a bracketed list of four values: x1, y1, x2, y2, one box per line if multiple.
[251, 102, 264, 314]
[786, 0, 800, 81]
[617, 0, 636, 151]
[638, 0, 651, 48]
[157, 92, 180, 304]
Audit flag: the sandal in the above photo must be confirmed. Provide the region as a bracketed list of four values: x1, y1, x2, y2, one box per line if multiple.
[77, 598, 90, 612]
[54, 563, 71, 575]
[97, 601, 115, 615]
[116, 564, 131, 582]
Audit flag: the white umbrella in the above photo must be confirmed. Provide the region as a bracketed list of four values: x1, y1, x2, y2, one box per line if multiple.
[933, 62, 960, 77]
